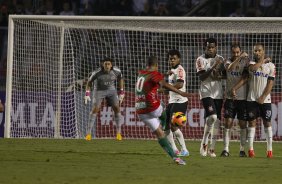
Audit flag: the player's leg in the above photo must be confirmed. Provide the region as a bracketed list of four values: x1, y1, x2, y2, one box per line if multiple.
[164, 103, 179, 154]
[158, 101, 167, 129]
[237, 100, 248, 157]
[238, 120, 247, 157]
[209, 98, 223, 157]
[246, 101, 258, 157]
[200, 97, 217, 157]
[108, 90, 123, 141]
[138, 105, 186, 165]
[261, 103, 273, 158]
[221, 99, 235, 157]
[86, 93, 103, 140]
[171, 102, 189, 156]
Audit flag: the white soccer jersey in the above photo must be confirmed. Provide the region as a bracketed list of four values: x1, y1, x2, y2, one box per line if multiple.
[225, 58, 249, 100]
[247, 61, 276, 103]
[168, 64, 188, 103]
[196, 54, 224, 100]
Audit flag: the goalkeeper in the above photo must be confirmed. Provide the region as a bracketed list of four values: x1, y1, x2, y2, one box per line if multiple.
[84, 58, 125, 141]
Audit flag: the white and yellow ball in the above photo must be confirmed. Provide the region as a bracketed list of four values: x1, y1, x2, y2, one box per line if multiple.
[171, 112, 187, 126]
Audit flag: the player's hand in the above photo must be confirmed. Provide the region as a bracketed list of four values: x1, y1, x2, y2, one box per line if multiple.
[118, 90, 125, 105]
[213, 56, 223, 68]
[210, 69, 221, 80]
[257, 95, 265, 104]
[179, 91, 191, 98]
[240, 52, 248, 58]
[264, 57, 271, 62]
[231, 88, 237, 100]
[84, 90, 91, 105]
[166, 70, 173, 76]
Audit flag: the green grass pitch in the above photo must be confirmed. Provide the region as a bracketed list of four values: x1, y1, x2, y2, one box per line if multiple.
[0, 139, 281, 184]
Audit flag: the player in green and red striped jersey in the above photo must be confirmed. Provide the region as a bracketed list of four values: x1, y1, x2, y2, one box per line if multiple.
[135, 56, 190, 165]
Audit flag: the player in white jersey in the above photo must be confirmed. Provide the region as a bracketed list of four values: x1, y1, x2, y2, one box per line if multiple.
[232, 43, 275, 158]
[220, 43, 249, 157]
[163, 49, 189, 157]
[84, 58, 125, 141]
[196, 38, 225, 157]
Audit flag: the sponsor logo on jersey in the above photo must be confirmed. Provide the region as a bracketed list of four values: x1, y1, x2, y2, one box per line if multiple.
[253, 71, 269, 78]
[230, 71, 241, 76]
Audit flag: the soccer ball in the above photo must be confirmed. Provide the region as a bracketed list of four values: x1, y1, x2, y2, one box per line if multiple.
[171, 112, 187, 126]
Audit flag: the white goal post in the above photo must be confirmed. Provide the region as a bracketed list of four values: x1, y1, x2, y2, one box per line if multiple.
[5, 15, 282, 140]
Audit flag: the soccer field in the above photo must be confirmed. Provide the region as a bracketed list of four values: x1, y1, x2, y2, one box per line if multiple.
[0, 139, 281, 184]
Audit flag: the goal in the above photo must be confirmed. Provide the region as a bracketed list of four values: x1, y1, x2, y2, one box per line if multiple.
[5, 16, 282, 140]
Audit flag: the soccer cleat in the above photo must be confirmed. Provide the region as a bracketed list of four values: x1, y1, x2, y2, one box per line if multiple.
[116, 133, 122, 141]
[239, 151, 247, 157]
[220, 150, 230, 157]
[208, 149, 217, 158]
[248, 150, 255, 158]
[200, 144, 208, 157]
[179, 150, 190, 157]
[175, 150, 180, 156]
[173, 157, 186, 165]
[85, 134, 91, 141]
[267, 151, 273, 158]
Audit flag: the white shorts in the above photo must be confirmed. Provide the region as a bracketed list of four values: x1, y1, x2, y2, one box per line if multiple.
[137, 105, 163, 132]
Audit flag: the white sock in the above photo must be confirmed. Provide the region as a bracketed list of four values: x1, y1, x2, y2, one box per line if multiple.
[174, 129, 187, 152]
[165, 130, 178, 152]
[210, 119, 219, 150]
[223, 128, 230, 152]
[248, 127, 255, 150]
[201, 124, 211, 146]
[240, 128, 247, 151]
[115, 113, 122, 134]
[264, 126, 273, 151]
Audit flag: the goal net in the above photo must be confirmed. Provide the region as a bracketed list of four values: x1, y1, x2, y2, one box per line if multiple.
[5, 16, 282, 140]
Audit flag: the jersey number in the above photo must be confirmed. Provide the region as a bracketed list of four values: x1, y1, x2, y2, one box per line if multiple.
[136, 77, 145, 92]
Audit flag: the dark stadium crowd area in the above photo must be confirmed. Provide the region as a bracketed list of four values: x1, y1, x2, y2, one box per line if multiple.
[0, 0, 281, 90]
[0, 0, 281, 22]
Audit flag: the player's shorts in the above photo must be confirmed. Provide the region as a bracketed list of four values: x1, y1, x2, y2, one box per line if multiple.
[201, 97, 223, 120]
[164, 101, 188, 131]
[137, 105, 163, 132]
[246, 101, 272, 121]
[224, 99, 247, 121]
[93, 89, 119, 107]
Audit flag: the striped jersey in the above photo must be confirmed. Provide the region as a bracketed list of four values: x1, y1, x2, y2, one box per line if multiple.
[135, 70, 163, 114]
[168, 64, 188, 103]
[247, 60, 276, 103]
[196, 54, 224, 99]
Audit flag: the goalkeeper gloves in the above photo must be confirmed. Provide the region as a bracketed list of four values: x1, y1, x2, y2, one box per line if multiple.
[118, 89, 125, 105]
[84, 90, 91, 105]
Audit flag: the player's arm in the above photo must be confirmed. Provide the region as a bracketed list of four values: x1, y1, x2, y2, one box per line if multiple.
[257, 63, 275, 104]
[84, 71, 97, 105]
[231, 74, 248, 99]
[227, 52, 248, 71]
[197, 58, 222, 81]
[257, 79, 274, 104]
[117, 71, 125, 104]
[249, 57, 270, 72]
[159, 80, 190, 98]
[173, 80, 184, 89]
